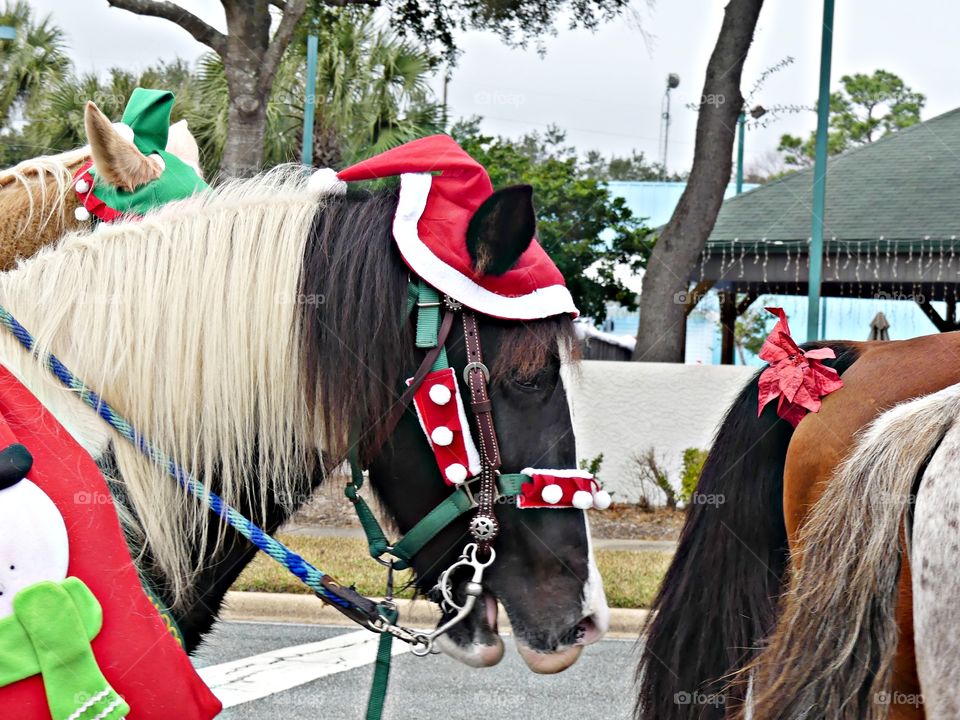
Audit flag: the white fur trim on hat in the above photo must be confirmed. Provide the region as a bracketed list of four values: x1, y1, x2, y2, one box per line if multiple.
[393, 173, 578, 320]
[112, 121, 135, 143]
[308, 168, 348, 196]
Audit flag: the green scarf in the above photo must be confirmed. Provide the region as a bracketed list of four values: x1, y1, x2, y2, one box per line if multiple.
[0, 578, 129, 720]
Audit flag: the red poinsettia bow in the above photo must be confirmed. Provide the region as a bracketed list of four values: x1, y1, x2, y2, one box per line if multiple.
[757, 307, 844, 427]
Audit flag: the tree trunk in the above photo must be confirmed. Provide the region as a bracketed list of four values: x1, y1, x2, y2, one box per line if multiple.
[107, 0, 306, 179]
[632, 0, 764, 362]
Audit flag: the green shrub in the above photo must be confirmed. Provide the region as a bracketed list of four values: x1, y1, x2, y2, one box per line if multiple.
[680, 447, 709, 503]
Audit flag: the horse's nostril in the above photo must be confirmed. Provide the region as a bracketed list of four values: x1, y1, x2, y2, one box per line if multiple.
[575, 615, 604, 646]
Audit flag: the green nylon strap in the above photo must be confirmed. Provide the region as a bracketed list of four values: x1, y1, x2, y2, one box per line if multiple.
[390, 487, 475, 565]
[413, 279, 449, 371]
[346, 446, 391, 559]
[365, 604, 399, 720]
[497, 473, 529, 498]
[415, 281, 440, 348]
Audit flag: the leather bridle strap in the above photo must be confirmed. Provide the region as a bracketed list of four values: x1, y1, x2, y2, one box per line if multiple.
[376, 309, 455, 451]
[462, 310, 501, 551]
[462, 311, 500, 469]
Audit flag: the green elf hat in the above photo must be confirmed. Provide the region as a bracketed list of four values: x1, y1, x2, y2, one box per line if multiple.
[74, 88, 208, 222]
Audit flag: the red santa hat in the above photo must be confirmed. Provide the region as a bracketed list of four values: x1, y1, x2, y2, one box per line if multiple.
[310, 135, 578, 320]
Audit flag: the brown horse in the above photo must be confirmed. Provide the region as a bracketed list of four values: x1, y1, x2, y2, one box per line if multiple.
[0, 101, 201, 270]
[634, 332, 960, 719]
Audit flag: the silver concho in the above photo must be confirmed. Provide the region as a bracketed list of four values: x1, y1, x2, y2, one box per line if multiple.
[470, 515, 499, 541]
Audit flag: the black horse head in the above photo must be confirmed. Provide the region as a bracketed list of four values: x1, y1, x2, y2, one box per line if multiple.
[302, 184, 608, 673]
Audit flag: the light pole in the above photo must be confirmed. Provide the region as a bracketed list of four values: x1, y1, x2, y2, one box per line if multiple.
[807, 0, 835, 341]
[659, 73, 680, 180]
[301, 31, 319, 166]
[736, 105, 766, 194]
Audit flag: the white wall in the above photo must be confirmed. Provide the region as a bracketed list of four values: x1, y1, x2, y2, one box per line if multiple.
[567, 361, 757, 502]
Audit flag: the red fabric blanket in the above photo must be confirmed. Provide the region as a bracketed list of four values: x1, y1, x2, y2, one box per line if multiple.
[0, 364, 221, 719]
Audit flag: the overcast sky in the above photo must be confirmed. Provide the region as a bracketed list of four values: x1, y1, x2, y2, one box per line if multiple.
[29, 1, 960, 175]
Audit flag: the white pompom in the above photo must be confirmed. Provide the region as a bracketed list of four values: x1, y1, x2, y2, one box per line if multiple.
[541, 483, 563, 505]
[74, 178, 90, 194]
[431, 426, 454, 447]
[428, 384, 452, 405]
[572, 490, 594, 510]
[592, 489, 612, 510]
[307, 167, 347, 195]
[74, 206, 90, 222]
[445, 463, 468, 484]
[112, 122, 135, 143]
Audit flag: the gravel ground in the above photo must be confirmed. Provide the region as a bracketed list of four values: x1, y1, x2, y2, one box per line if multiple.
[290, 478, 685, 541]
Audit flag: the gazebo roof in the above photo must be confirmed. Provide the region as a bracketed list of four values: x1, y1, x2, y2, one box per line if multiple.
[709, 107, 960, 246]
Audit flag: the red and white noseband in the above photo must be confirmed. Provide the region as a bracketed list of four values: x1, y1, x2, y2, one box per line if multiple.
[407, 368, 610, 510]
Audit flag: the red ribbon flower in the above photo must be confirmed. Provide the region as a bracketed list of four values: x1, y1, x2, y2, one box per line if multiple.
[757, 307, 844, 427]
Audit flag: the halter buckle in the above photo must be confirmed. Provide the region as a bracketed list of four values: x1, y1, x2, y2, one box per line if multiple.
[462, 361, 490, 385]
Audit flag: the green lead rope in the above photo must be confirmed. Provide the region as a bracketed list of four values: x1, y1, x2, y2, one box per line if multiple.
[367, 605, 399, 720]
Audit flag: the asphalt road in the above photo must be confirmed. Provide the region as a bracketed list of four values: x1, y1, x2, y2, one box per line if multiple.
[192, 621, 638, 720]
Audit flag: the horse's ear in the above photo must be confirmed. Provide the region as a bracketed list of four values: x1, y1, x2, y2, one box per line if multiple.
[84, 101, 163, 192]
[466, 185, 536, 276]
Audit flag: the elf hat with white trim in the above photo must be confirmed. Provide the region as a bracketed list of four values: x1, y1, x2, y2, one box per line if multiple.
[332, 135, 578, 320]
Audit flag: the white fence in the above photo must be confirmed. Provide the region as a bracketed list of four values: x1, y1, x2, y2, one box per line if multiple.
[566, 361, 757, 503]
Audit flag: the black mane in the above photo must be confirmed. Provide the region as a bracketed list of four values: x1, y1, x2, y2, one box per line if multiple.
[300, 189, 577, 464]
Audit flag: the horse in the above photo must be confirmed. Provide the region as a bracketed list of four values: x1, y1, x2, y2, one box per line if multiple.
[0, 165, 608, 672]
[0, 100, 202, 270]
[633, 331, 960, 719]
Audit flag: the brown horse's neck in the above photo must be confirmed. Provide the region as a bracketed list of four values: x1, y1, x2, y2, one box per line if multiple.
[0, 156, 87, 272]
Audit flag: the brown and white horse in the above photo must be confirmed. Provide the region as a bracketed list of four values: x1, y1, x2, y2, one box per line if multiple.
[635, 332, 960, 719]
[0, 101, 202, 269]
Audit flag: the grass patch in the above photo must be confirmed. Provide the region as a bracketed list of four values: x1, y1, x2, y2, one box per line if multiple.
[232, 535, 671, 609]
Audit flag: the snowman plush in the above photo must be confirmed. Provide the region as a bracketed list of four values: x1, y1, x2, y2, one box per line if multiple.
[0, 443, 129, 720]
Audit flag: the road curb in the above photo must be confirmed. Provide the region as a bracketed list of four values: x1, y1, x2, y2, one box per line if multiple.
[221, 591, 648, 638]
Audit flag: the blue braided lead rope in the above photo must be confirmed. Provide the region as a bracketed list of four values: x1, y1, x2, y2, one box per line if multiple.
[0, 305, 351, 611]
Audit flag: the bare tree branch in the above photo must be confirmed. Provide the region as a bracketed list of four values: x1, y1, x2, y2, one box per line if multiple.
[107, 0, 227, 55]
[258, 0, 308, 95]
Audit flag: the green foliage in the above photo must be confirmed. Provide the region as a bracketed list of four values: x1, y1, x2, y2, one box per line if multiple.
[779, 69, 925, 166]
[382, 0, 630, 59]
[578, 453, 606, 491]
[679, 447, 708, 503]
[582, 149, 684, 182]
[2, 7, 441, 175]
[735, 300, 773, 361]
[452, 118, 654, 321]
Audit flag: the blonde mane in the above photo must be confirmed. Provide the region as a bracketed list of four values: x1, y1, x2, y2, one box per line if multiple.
[0, 165, 325, 604]
[0, 149, 88, 265]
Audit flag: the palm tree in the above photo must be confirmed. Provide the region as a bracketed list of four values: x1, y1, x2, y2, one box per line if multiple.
[187, 7, 442, 175]
[0, 1, 68, 125]
[16, 60, 199, 164]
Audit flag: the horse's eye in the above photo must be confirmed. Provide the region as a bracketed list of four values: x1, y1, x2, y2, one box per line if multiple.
[512, 370, 543, 390]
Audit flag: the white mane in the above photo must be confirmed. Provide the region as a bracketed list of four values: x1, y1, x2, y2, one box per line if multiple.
[0, 165, 325, 604]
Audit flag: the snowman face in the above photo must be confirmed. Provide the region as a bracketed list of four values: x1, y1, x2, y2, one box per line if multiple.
[0, 480, 69, 618]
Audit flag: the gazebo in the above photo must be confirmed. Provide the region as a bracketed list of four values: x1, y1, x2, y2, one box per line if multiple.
[695, 107, 960, 363]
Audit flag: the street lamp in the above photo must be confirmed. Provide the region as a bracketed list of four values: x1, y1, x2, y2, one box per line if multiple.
[659, 73, 680, 180]
[736, 104, 766, 194]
